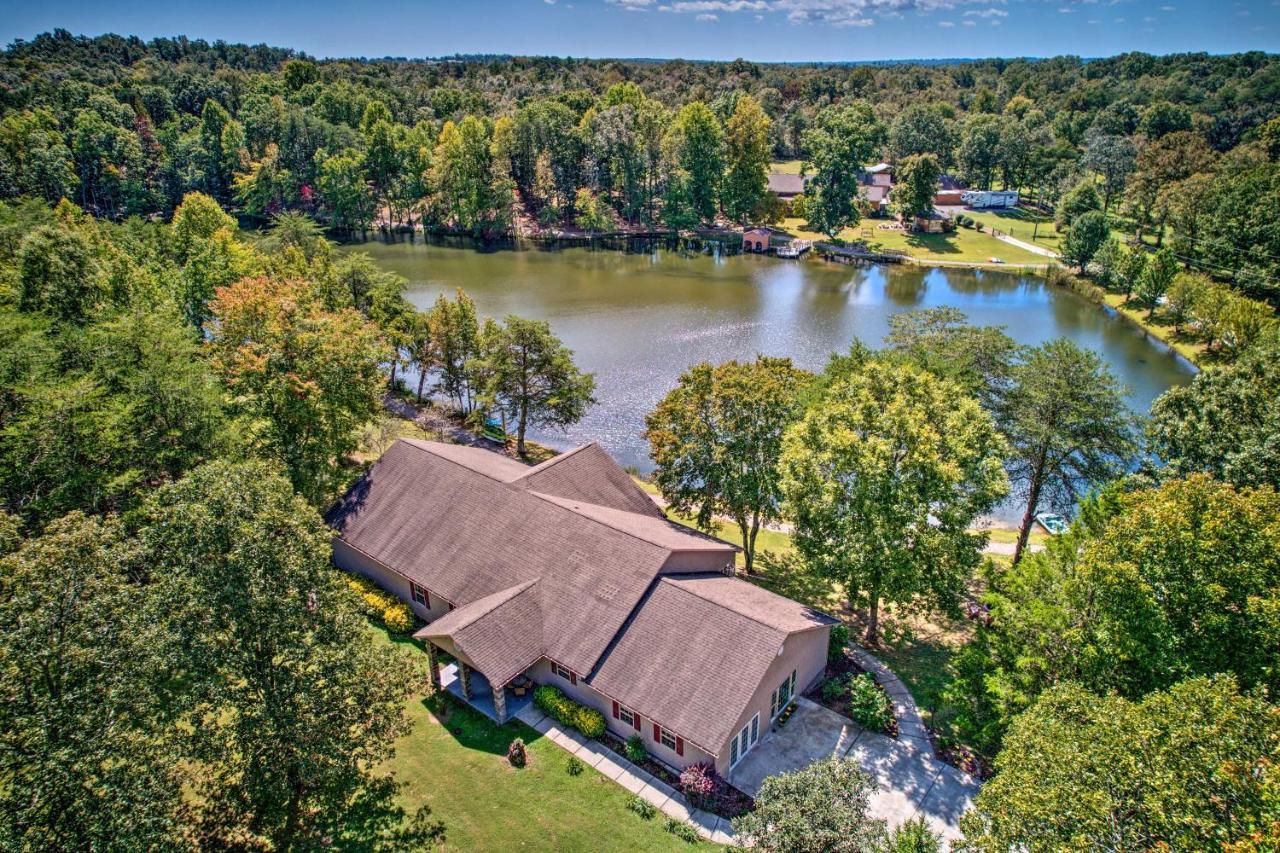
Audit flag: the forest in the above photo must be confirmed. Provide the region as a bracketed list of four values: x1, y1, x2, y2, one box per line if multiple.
[1, 29, 1280, 852]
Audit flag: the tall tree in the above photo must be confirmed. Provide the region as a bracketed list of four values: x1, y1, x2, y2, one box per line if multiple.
[733, 759, 887, 853]
[998, 339, 1137, 564]
[958, 677, 1280, 853]
[0, 513, 182, 850]
[644, 356, 812, 574]
[891, 153, 942, 221]
[488, 316, 596, 457]
[780, 360, 1008, 645]
[1147, 337, 1280, 488]
[669, 102, 723, 223]
[208, 276, 387, 503]
[883, 307, 1019, 409]
[888, 103, 957, 167]
[801, 102, 885, 238]
[722, 94, 772, 224]
[1060, 209, 1109, 270]
[140, 461, 444, 850]
[1083, 129, 1137, 215]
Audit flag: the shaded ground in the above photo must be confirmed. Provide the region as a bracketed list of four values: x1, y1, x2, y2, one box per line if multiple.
[729, 698, 979, 845]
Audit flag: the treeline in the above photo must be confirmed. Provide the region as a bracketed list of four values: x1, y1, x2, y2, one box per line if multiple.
[643, 309, 1280, 851]
[3, 32, 1280, 300]
[0, 193, 598, 848]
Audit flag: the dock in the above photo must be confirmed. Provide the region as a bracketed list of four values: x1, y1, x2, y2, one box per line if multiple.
[775, 240, 812, 259]
[816, 242, 908, 264]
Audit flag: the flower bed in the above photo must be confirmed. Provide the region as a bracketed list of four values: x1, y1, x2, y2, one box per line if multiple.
[597, 732, 754, 819]
[343, 571, 415, 634]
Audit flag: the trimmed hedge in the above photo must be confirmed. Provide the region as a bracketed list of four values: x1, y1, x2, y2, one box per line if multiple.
[533, 683, 607, 738]
[342, 572, 416, 635]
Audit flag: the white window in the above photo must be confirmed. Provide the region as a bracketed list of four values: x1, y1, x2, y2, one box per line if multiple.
[619, 706, 635, 727]
[730, 713, 760, 769]
[409, 582, 429, 607]
[771, 670, 798, 718]
[659, 727, 677, 750]
[551, 662, 575, 683]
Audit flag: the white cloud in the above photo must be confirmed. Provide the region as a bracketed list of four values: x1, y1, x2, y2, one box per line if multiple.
[1058, 6, 1074, 11]
[608, 0, 655, 10]
[1159, 4, 1174, 9]
[939, 18, 956, 24]
[963, 7, 1008, 16]
[1237, 8, 1251, 15]
[633, 0, 1013, 28]
[697, 12, 719, 18]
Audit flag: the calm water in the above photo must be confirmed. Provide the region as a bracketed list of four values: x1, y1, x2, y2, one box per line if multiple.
[349, 239, 1194, 518]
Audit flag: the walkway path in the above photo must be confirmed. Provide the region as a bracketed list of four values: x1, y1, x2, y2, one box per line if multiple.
[729, 698, 980, 845]
[850, 646, 934, 756]
[991, 229, 1059, 259]
[513, 703, 738, 845]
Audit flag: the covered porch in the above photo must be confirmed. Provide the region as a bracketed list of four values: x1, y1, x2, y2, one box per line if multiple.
[423, 641, 535, 725]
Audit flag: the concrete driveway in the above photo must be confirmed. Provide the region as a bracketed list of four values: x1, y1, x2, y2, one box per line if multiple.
[729, 698, 980, 845]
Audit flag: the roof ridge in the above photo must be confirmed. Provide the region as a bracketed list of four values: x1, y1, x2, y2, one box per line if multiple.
[514, 441, 598, 478]
[660, 575, 797, 636]
[398, 438, 528, 483]
[526, 491, 691, 554]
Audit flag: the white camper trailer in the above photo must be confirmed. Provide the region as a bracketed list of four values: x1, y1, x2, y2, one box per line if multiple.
[962, 190, 1019, 209]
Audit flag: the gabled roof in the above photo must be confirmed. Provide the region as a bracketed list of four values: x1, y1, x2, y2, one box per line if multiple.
[418, 581, 542, 687]
[590, 574, 838, 752]
[329, 439, 736, 676]
[767, 173, 808, 195]
[514, 442, 664, 518]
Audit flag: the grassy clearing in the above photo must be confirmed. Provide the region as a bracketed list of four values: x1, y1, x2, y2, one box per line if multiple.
[1102, 293, 1207, 364]
[954, 208, 1063, 253]
[769, 159, 804, 175]
[369, 625, 712, 852]
[775, 217, 1047, 266]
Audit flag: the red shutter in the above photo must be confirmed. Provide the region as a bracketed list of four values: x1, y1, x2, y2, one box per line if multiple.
[424, 588, 430, 608]
[612, 700, 619, 719]
[570, 671, 577, 685]
[633, 711, 641, 731]
[675, 737, 684, 757]
[653, 723, 661, 741]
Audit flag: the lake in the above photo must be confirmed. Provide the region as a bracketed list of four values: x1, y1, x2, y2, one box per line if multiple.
[347, 238, 1195, 519]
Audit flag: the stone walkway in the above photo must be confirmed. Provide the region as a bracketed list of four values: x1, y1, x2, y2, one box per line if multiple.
[849, 646, 934, 755]
[514, 703, 738, 845]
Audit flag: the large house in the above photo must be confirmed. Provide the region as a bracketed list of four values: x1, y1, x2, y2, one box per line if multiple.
[328, 439, 837, 776]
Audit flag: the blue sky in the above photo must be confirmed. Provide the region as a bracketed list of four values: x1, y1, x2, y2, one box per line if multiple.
[2, 0, 1277, 63]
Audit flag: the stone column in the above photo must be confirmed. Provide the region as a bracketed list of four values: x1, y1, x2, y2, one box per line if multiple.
[493, 683, 508, 724]
[426, 643, 441, 691]
[459, 661, 472, 700]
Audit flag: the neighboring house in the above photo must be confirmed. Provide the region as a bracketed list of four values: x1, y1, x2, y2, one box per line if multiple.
[766, 172, 808, 200]
[911, 210, 951, 233]
[327, 439, 837, 777]
[743, 227, 773, 252]
[859, 162, 894, 215]
[934, 174, 967, 206]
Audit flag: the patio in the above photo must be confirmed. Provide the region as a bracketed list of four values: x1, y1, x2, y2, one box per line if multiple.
[440, 661, 534, 725]
[728, 697, 980, 844]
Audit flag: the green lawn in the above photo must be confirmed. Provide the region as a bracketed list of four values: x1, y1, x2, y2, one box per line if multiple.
[370, 626, 713, 852]
[953, 207, 1063, 254]
[775, 217, 1048, 267]
[1103, 293, 1207, 364]
[770, 159, 804, 175]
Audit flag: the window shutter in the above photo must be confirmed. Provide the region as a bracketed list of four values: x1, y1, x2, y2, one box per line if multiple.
[653, 723, 661, 741]
[570, 671, 577, 685]
[675, 737, 684, 757]
[633, 711, 641, 731]
[424, 588, 430, 608]
[612, 700, 619, 719]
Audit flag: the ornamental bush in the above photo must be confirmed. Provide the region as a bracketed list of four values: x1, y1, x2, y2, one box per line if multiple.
[566, 755, 583, 776]
[382, 602, 413, 634]
[849, 673, 893, 733]
[626, 733, 648, 763]
[507, 737, 527, 767]
[679, 762, 720, 809]
[628, 796, 657, 819]
[533, 683, 605, 738]
[343, 572, 415, 633]
[828, 623, 850, 664]
[664, 818, 700, 844]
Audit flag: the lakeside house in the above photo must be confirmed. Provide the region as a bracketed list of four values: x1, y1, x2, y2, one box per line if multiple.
[859, 162, 894, 215]
[766, 172, 809, 201]
[935, 174, 967, 206]
[327, 439, 836, 777]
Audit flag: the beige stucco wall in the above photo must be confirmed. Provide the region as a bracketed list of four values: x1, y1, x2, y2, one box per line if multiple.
[331, 538, 453, 623]
[528, 658, 716, 772]
[713, 623, 832, 777]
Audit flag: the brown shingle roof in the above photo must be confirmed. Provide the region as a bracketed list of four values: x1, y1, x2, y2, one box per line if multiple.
[515, 442, 664, 517]
[418, 581, 543, 686]
[590, 575, 836, 752]
[328, 440, 736, 675]
[767, 173, 807, 195]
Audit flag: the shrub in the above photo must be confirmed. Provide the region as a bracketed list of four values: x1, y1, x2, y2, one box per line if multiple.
[533, 683, 605, 738]
[679, 762, 720, 809]
[625, 733, 648, 764]
[887, 816, 942, 852]
[566, 756, 584, 776]
[664, 818, 700, 843]
[627, 796, 657, 819]
[828, 623, 850, 663]
[849, 673, 893, 733]
[382, 602, 414, 634]
[822, 678, 847, 702]
[507, 737, 527, 768]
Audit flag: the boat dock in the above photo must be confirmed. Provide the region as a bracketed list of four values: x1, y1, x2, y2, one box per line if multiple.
[775, 240, 812, 259]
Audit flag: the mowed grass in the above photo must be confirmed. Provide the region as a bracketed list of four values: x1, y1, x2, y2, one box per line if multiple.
[770, 159, 805, 175]
[368, 626, 713, 852]
[775, 217, 1048, 266]
[952, 207, 1063, 253]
